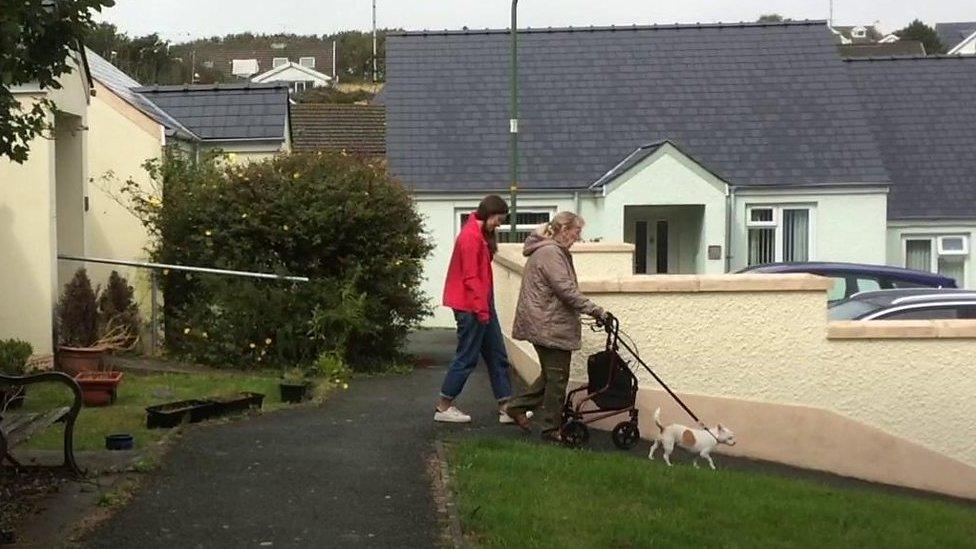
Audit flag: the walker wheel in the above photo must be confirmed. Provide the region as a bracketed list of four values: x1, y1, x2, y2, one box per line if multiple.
[560, 420, 589, 448]
[612, 421, 640, 450]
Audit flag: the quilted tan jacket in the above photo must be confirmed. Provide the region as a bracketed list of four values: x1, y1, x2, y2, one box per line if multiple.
[512, 234, 605, 351]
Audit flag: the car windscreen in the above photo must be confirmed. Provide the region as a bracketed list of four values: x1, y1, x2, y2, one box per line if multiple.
[828, 300, 879, 320]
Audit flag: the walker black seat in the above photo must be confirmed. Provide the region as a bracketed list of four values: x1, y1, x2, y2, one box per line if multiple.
[586, 349, 638, 410]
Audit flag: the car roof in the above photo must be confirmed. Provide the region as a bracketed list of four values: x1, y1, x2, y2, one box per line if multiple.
[739, 261, 956, 285]
[841, 288, 976, 308]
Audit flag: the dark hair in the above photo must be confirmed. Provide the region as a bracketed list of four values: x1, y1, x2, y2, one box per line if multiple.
[474, 195, 509, 255]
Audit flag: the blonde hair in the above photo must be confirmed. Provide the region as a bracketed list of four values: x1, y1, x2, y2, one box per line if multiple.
[535, 211, 585, 240]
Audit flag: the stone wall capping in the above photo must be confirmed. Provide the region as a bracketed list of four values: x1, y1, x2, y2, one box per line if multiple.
[828, 320, 976, 339]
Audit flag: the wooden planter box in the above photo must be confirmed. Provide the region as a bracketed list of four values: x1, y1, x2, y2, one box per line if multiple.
[74, 371, 123, 407]
[146, 399, 218, 429]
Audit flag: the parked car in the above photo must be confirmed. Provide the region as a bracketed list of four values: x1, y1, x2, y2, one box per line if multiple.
[828, 289, 976, 321]
[737, 262, 957, 303]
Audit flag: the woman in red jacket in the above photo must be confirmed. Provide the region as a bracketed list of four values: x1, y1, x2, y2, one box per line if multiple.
[435, 195, 521, 424]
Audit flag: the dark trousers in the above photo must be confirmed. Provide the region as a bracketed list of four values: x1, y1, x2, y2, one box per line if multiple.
[505, 345, 572, 432]
[438, 306, 513, 402]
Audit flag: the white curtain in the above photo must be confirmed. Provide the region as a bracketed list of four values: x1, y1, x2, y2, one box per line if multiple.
[748, 228, 775, 265]
[905, 240, 932, 272]
[783, 209, 809, 262]
[938, 257, 965, 285]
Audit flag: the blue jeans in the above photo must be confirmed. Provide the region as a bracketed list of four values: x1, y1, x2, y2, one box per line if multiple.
[439, 306, 513, 402]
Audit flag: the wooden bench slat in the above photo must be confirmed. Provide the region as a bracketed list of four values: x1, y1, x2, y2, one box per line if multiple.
[1, 412, 39, 434]
[5, 407, 70, 447]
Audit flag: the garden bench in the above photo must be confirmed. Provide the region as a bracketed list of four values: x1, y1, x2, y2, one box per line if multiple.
[0, 371, 82, 475]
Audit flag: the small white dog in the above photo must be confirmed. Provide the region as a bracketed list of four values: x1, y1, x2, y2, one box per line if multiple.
[648, 407, 736, 470]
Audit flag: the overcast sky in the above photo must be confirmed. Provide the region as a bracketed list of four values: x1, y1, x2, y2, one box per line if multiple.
[97, 1, 974, 42]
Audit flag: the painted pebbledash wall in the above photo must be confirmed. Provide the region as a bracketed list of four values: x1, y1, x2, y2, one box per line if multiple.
[0, 54, 91, 354]
[492, 243, 976, 500]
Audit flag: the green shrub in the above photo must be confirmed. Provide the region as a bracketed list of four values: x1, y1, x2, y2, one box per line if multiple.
[123, 149, 432, 370]
[97, 270, 141, 347]
[0, 339, 33, 375]
[56, 268, 99, 347]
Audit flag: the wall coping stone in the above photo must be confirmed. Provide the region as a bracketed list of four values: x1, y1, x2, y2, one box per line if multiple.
[828, 320, 976, 339]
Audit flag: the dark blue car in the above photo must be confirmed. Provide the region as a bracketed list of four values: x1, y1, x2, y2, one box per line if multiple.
[737, 262, 957, 303]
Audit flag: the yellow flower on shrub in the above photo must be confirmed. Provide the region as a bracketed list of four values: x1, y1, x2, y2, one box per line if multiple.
[282, 225, 290, 231]
[342, 383, 349, 390]
[249, 342, 257, 349]
[202, 331, 209, 339]
[205, 230, 212, 236]
[183, 327, 191, 334]
[293, 172, 301, 179]
[241, 213, 248, 219]
[265, 338, 272, 345]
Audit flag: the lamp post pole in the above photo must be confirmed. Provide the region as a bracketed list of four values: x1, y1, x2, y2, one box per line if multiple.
[509, 0, 520, 241]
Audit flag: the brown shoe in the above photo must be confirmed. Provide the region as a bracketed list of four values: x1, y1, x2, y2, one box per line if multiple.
[503, 408, 532, 432]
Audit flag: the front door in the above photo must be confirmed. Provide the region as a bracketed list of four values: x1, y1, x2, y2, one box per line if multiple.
[634, 219, 670, 274]
[654, 220, 669, 273]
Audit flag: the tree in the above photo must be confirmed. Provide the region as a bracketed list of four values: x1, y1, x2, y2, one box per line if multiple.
[757, 14, 792, 23]
[0, 0, 115, 163]
[894, 19, 946, 54]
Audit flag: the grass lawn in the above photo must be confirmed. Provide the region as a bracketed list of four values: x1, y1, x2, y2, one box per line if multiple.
[451, 438, 976, 548]
[17, 371, 309, 452]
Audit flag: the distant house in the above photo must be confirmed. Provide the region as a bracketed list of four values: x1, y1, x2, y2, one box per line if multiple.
[830, 24, 898, 45]
[936, 22, 976, 55]
[179, 39, 335, 82]
[384, 21, 976, 326]
[135, 83, 291, 161]
[839, 41, 925, 58]
[252, 61, 333, 94]
[291, 104, 385, 155]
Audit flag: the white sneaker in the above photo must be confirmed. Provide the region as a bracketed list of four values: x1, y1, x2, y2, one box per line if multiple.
[434, 406, 472, 423]
[499, 410, 534, 424]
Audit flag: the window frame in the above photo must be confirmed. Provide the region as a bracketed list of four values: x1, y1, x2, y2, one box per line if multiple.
[272, 57, 288, 68]
[902, 235, 969, 282]
[745, 205, 815, 265]
[455, 208, 555, 238]
[299, 56, 316, 69]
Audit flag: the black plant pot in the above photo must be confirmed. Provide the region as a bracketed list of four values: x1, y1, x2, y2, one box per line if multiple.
[213, 392, 265, 415]
[279, 381, 312, 403]
[146, 399, 219, 429]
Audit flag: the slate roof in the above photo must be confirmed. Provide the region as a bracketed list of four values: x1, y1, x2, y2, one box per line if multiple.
[384, 21, 890, 192]
[86, 48, 199, 140]
[839, 41, 926, 58]
[846, 56, 976, 220]
[291, 104, 386, 154]
[935, 22, 976, 52]
[134, 83, 290, 141]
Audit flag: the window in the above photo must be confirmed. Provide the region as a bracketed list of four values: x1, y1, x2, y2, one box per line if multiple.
[904, 235, 968, 284]
[747, 206, 812, 265]
[292, 81, 314, 94]
[272, 57, 288, 68]
[457, 209, 554, 244]
[878, 307, 960, 320]
[852, 27, 867, 38]
[299, 56, 316, 69]
[855, 277, 881, 293]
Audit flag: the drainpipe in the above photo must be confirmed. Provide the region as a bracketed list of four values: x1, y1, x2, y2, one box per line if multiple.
[509, 0, 519, 242]
[573, 190, 581, 215]
[725, 184, 734, 273]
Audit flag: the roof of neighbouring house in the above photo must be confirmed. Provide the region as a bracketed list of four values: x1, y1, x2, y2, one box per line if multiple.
[384, 21, 890, 192]
[839, 41, 926, 58]
[935, 22, 976, 52]
[831, 25, 885, 44]
[846, 55, 976, 219]
[133, 82, 290, 141]
[86, 48, 199, 140]
[251, 61, 333, 84]
[291, 104, 386, 154]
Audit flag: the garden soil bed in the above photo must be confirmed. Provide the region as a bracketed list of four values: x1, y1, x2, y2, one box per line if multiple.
[0, 467, 73, 540]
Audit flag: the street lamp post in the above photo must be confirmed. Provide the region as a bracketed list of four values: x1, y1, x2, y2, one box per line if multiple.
[509, 0, 520, 242]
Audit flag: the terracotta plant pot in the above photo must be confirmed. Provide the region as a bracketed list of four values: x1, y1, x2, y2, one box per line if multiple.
[58, 346, 106, 376]
[74, 370, 123, 407]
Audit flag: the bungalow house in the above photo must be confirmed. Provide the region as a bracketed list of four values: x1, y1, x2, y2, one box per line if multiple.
[383, 21, 976, 326]
[0, 49, 93, 354]
[936, 21, 976, 55]
[252, 61, 333, 95]
[0, 49, 293, 355]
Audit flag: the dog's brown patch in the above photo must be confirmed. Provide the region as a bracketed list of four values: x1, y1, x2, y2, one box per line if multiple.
[682, 429, 697, 446]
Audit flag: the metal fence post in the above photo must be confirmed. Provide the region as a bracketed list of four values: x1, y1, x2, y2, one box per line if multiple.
[150, 269, 159, 356]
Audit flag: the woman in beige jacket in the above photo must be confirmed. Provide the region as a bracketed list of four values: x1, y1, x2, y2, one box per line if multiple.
[504, 212, 606, 439]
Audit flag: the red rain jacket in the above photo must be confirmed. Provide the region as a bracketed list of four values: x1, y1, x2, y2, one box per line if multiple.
[442, 213, 493, 323]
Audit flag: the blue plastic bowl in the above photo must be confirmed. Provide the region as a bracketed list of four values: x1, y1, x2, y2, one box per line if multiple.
[105, 434, 134, 451]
